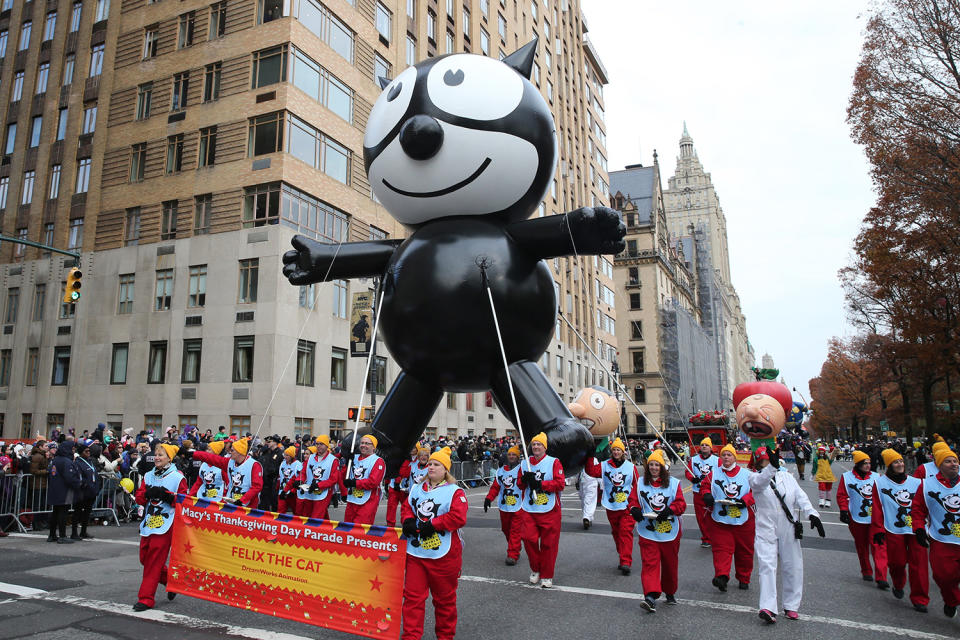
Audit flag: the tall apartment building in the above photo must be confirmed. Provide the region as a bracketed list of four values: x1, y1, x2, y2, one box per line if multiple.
[0, 0, 614, 442]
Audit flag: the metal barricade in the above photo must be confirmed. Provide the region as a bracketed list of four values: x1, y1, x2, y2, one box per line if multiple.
[0, 473, 28, 533]
[8, 472, 124, 532]
[451, 460, 496, 488]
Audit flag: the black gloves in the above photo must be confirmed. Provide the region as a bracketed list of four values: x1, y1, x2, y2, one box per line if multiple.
[839, 510, 851, 524]
[703, 494, 715, 509]
[656, 509, 671, 522]
[768, 449, 780, 469]
[630, 506, 644, 522]
[178, 446, 193, 460]
[401, 518, 418, 537]
[418, 519, 436, 538]
[522, 471, 537, 486]
[483, 498, 491, 513]
[160, 491, 176, 505]
[914, 528, 929, 548]
[529, 479, 543, 491]
[343, 478, 357, 489]
[873, 531, 885, 545]
[145, 486, 166, 500]
[733, 498, 747, 508]
[809, 515, 825, 538]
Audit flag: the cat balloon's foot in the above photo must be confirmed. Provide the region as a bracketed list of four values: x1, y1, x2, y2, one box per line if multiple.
[534, 418, 594, 475]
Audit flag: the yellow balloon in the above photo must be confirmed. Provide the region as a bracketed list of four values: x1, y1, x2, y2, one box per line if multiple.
[120, 478, 135, 494]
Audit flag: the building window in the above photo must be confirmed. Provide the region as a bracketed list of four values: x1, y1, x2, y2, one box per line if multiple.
[81, 105, 96, 134]
[209, 1, 227, 39]
[3, 288, 17, 324]
[130, 143, 146, 182]
[463, 7, 470, 35]
[631, 321, 643, 341]
[144, 414, 163, 432]
[118, 273, 134, 314]
[446, 393, 456, 410]
[406, 36, 416, 66]
[445, 31, 454, 54]
[498, 13, 506, 39]
[161, 200, 178, 240]
[299, 284, 316, 309]
[233, 336, 254, 382]
[29, 117, 42, 147]
[330, 347, 346, 389]
[123, 207, 140, 246]
[136, 83, 152, 119]
[332, 279, 347, 318]
[62, 54, 75, 85]
[178, 11, 195, 48]
[155, 269, 173, 311]
[242, 182, 280, 227]
[171, 72, 189, 111]
[292, 0, 354, 63]
[45, 166, 60, 202]
[229, 415, 250, 436]
[43, 12, 57, 41]
[296, 339, 315, 386]
[290, 47, 353, 123]
[367, 355, 387, 394]
[203, 62, 221, 101]
[194, 194, 212, 234]
[21, 171, 34, 205]
[75, 157, 91, 193]
[480, 27, 489, 55]
[25, 348, 39, 386]
[0, 30, 8, 58]
[42, 223, 54, 252]
[52, 346, 70, 385]
[198, 126, 217, 167]
[187, 265, 206, 307]
[143, 27, 158, 58]
[37, 63, 50, 94]
[18, 21, 31, 51]
[238, 259, 259, 303]
[629, 292, 642, 310]
[147, 341, 167, 383]
[257, 0, 285, 23]
[12, 228, 26, 260]
[635, 384, 646, 404]
[181, 339, 202, 383]
[111, 343, 128, 384]
[427, 10, 436, 42]
[632, 349, 644, 374]
[95, 0, 110, 22]
[374, 54, 391, 82]
[166, 134, 184, 173]
[70, 2, 82, 31]
[0, 176, 7, 209]
[12, 71, 23, 102]
[68, 218, 83, 250]
[252, 45, 287, 88]
[59, 293, 75, 320]
[407, 0, 415, 19]
[375, 2, 391, 42]
[3, 123, 14, 154]
[31, 284, 45, 321]
[285, 114, 350, 183]
[293, 417, 314, 439]
[249, 112, 284, 156]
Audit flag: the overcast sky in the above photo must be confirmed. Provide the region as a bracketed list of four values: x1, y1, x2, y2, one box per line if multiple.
[581, 0, 876, 402]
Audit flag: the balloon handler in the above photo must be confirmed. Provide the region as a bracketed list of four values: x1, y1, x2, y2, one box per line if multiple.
[133, 443, 187, 611]
[732, 379, 793, 454]
[484, 445, 526, 565]
[282, 40, 626, 480]
[911, 446, 960, 619]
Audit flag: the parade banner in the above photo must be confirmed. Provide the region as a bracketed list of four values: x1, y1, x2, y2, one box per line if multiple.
[350, 291, 374, 357]
[168, 495, 405, 639]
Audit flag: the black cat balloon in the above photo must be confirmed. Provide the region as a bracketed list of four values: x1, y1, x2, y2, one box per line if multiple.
[282, 40, 625, 476]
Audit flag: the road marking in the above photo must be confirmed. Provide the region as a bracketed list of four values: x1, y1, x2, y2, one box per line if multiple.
[458, 576, 957, 640]
[0, 582, 47, 597]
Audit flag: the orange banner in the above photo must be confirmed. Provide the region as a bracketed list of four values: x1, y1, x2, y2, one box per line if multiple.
[168, 495, 406, 639]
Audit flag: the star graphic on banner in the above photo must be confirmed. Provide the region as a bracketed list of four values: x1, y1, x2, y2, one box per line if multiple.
[183, 540, 195, 554]
[369, 575, 383, 591]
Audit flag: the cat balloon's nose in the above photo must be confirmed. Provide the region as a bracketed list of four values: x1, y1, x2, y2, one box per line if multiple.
[399, 115, 444, 160]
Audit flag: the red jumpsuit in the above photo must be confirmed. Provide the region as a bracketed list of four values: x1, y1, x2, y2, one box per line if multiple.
[584, 456, 638, 568]
[518, 455, 565, 580]
[911, 473, 960, 608]
[400, 482, 468, 640]
[700, 466, 756, 584]
[837, 472, 885, 581]
[629, 476, 686, 597]
[340, 454, 385, 525]
[871, 477, 929, 606]
[134, 473, 187, 608]
[191, 451, 263, 508]
[485, 464, 524, 561]
[290, 453, 340, 520]
[685, 455, 714, 545]
[386, 458, 412, 527]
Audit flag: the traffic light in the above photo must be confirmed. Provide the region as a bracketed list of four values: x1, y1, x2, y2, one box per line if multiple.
[347, 406, 374, 421]
[62, 267, 83, 303]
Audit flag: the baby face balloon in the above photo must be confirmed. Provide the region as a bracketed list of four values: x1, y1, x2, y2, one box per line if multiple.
[568, 386, 620, 437]
[732, 381, 793, 441]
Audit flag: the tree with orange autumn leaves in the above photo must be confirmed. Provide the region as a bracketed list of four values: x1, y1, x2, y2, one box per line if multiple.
[811, 0, 959, 440]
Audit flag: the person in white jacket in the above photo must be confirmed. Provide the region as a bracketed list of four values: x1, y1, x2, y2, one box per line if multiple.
[749, 446, 826, 624]
[578, 468, 601, 529]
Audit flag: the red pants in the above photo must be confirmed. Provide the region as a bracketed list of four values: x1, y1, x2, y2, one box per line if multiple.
[402, 548, 461, 640]
[848, 521, 885, 580]
[138, 530, 172, 607]
[875, 532, 929, 605]
[296, 497, 331, 520]
[638, 535, 680, 596]
[711, 518, 755, 583]
[345, 497, 379, 525]
[818, 482, 833, 491]
[277, 496, 297, 515]
[499, 510, 524, 561]
[693, 492, 712, 544]
[386, 489, 408, 527]
[930, 539, 960, 607]
[606, 509, 634, 567]
[522, 509, 561, 579]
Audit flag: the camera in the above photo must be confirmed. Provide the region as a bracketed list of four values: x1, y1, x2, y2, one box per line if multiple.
[794, 520, 804, 540]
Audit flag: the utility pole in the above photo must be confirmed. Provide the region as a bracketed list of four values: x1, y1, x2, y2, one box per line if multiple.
[0, 234, 81, 260]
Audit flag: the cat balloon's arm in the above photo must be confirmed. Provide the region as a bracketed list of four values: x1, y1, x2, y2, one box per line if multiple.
[282, 235, 403, 284]
[505, 206, 625, 259]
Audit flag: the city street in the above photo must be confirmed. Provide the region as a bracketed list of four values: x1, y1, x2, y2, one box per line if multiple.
[1, 460, 957, 640]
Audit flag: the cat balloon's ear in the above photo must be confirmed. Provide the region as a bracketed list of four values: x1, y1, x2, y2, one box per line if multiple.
[503, 38, 539, 80]
[378, 76, 392, 90]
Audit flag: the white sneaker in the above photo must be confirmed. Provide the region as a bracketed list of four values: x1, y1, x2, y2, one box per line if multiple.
[818, 499, 824, 507]
[825, 500, 831, 508]
[541, 579, 553, 589]
[529, 572, 540, 584]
